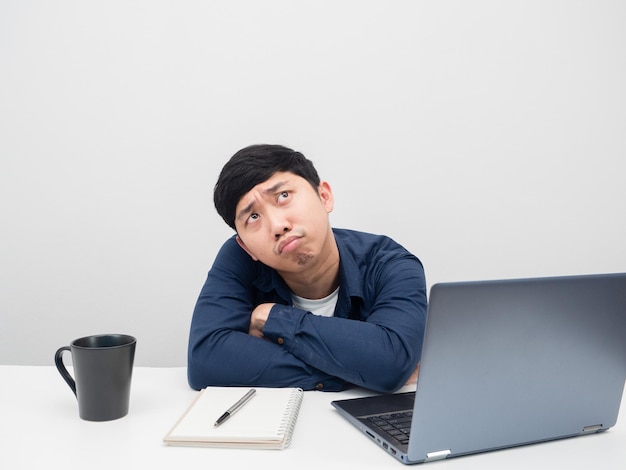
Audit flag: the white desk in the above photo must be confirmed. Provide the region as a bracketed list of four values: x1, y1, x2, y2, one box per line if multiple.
[1, 366, 624, 469]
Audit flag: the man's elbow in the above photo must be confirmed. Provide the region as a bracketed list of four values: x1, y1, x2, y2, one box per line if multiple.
[187, 347, 219, 390]
[187, 351, 240, 390]
[365, 362, 417, 394]
[187, 358, 206, 390]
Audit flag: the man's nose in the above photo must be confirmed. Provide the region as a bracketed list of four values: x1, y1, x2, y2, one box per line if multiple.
[267, 209, 291, 239]
[274, 227, 289, 239]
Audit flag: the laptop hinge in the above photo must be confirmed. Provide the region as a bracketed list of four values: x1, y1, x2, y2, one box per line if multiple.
[582, 424, 603, 434]
[425, 450, 451, 462]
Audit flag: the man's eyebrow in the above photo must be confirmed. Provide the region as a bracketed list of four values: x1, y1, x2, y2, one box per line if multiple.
[236, 201, 255, 222]
[263, 180, 287, 195]
[235, 180, 289, 222]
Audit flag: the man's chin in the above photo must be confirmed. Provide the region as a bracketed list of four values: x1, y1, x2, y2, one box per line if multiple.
[295, 252, 314, 266]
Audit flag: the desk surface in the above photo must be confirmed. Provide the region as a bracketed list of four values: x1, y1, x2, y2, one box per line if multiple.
[1, 366, 624, 469]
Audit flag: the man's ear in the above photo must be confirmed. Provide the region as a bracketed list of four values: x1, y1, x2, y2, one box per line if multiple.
[236, 235, 259, 261]
[318, 180, 335, 213]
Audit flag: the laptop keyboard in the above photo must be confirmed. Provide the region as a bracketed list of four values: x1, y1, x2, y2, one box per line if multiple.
[367, 411, 413, 446]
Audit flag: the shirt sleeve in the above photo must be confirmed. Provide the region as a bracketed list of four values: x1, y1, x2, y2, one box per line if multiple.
[187, 237, 345, 391]
[262, 253, 427, 393]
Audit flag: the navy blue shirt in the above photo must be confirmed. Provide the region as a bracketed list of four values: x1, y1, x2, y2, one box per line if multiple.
[188, 228, 427, 392]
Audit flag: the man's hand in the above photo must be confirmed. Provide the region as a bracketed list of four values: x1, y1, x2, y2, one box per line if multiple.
[248, 303, 275, 338]
[405, 362, 420, 385]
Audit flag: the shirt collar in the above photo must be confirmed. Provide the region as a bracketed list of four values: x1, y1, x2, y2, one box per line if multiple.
[333, 231, 364, 300]
[252, 229, 365, 305]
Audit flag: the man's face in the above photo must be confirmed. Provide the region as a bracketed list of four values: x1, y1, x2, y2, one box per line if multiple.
[234, 171, 334, 274]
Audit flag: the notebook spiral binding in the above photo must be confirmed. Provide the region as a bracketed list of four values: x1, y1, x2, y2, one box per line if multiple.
[278, 388, 304, 449]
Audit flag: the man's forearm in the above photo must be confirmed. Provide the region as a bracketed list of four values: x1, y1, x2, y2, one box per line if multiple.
[187, 327, 345, 391]
[261, 304, 423, 393]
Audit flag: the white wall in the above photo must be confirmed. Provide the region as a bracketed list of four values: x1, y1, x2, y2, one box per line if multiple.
[1, 0, 624, 366]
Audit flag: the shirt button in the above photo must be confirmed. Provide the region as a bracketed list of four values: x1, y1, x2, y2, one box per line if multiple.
[277, 337, 284, 345]
[315, 383, 324, 390]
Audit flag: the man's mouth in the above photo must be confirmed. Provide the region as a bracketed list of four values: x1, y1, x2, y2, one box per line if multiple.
[278, 235, 301, 254]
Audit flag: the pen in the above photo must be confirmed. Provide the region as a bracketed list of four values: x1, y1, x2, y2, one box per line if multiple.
[214, 389, 256, 427]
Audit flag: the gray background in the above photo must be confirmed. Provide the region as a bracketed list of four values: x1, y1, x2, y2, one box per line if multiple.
[2, 0, 624, 366]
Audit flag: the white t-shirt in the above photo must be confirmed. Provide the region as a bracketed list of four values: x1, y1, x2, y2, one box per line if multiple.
[291, 287, 339, 317]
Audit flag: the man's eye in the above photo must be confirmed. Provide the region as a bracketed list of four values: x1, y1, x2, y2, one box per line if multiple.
[278, 191, 289, 202]
[248, 213, 259, 222]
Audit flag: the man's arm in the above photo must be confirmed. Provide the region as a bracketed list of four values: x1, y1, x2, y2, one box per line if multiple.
[188, 237, 427, 393]
[251, 302, 421, 386]
[260, 254, 426, 392]
[187, 238, 345, 391]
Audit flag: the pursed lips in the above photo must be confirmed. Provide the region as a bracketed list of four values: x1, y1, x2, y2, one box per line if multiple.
[277, 235, 301, 254]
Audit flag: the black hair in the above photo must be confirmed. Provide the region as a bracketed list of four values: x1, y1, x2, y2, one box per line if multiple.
[214, 144, 321, 230]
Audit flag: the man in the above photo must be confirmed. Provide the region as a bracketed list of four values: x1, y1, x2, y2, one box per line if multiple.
[188, 144, 427, 392]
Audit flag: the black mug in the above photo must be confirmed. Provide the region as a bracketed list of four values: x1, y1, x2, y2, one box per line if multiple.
[55, 334, 136, 421]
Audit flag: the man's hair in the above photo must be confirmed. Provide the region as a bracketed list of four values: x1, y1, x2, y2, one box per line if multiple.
[214, 144, 321, 230]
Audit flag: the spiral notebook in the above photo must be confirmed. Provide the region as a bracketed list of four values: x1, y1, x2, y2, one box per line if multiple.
[163, 387, 304, 449]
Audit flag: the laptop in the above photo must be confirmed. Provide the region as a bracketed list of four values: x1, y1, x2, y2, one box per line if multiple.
[331, 272, 626, 464]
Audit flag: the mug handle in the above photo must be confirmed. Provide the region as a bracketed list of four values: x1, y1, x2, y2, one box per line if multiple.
[54, 346, 77, 397]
